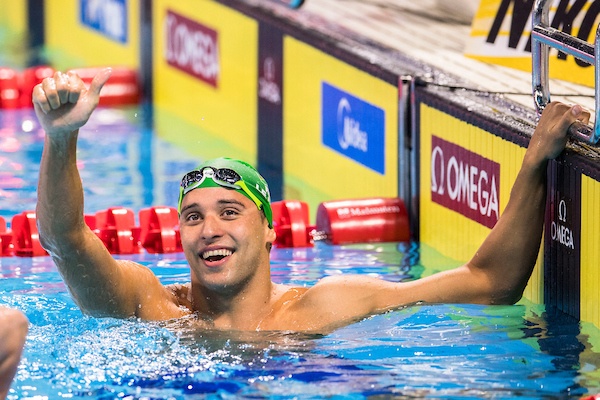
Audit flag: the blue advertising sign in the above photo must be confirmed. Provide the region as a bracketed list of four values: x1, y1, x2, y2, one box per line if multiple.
[80, 0, 128, 43]
[321, 82, 386, 174]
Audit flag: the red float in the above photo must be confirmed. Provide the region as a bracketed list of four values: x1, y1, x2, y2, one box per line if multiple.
[272, 200, 314, 248]
[94, 207, 141, 254]
[18, 65, 55, 108]
[0, 67, 20, 109]
[11, 211, 47, 257]
[0, 216, 13, 256]
[0, 196, 412, 257]
[315, 197, 410, 245]
[139, 206, 181, 253]
[68, 67, 140, 106]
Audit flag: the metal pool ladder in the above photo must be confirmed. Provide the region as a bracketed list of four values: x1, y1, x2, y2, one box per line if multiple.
[532, 0, 600, 144]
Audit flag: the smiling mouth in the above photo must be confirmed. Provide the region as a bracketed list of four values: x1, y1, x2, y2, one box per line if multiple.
[201, 249, 233, 262]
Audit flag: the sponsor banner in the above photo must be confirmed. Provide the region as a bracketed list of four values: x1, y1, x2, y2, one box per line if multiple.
[418, 101, 545, 304]
[465, 0, 598, 87]
[321, 82, 386, 174]
[430, 136, 500, 229]
[165, 10, 219, 87]
[45, 0, 139, 70]
[153, 0, 258, 164]
[544, 161, 581, 318]
[548, 197, 578, 253]
[419, 103, 523, 261]
[283, 37, 397, 217]
[80, 0, 128, 43]
[257, 22, 284, 201]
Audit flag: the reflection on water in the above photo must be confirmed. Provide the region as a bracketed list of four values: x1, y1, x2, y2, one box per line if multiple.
[1, 245, 599, 398]
[0, 107, 197, 221]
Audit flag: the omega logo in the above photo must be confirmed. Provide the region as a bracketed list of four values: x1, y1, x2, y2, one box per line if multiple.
[551, 199, 574, 249]
[558, 199, 567, 222]
[430, 144, 499, 220]
[258, 57, 281, 104]
[165, 11, 219, 86]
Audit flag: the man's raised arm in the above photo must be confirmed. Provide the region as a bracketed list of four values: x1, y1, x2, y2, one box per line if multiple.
[299, 102, 590, 323]
[462, 102, 589, 304]
[399, 102, 589, 307]
[33, 69, 177, 319]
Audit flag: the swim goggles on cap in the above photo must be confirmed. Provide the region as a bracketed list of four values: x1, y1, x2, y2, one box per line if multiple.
[178, 166, 264, 213]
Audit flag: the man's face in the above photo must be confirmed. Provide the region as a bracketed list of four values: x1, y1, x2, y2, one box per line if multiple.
[178, 187, 275, 293]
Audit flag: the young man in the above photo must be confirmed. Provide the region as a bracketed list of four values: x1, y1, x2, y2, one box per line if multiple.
[0, 306, 28, 400]
[33, 68, 589, 333]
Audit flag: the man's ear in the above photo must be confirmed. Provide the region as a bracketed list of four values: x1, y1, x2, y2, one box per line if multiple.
[265, 224, 276, 251]
[267, 225, 276, 242]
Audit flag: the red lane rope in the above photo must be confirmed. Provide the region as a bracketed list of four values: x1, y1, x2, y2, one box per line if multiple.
[0, 198, 411, 257]
[0, 65, 140, 109]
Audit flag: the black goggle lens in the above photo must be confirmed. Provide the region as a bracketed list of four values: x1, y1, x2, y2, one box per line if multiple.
[180, 167, 242, 190]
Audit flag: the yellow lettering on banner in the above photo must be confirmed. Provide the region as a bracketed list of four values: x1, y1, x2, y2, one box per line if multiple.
[465, 0, 600, 87]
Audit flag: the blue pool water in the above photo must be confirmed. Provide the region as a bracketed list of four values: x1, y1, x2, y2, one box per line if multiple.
[1, 108, 600, 398]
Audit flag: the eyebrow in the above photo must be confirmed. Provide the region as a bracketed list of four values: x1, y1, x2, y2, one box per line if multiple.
[217, 199, 247, 207]
[180, 198, 248, 215]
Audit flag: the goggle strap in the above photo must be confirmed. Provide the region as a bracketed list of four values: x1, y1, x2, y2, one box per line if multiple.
[236, 180, 263, 211]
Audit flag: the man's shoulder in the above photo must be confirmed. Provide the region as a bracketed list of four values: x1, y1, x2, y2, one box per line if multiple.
[165, 282, 193, 309]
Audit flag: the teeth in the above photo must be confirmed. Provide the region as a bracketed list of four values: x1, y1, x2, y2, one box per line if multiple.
[201, 249, 232, 260]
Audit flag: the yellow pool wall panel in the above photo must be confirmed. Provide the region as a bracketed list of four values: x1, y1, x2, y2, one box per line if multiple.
[418, 104, 543, 303]
[581, 174, 600, 327]
[0, 1, 28, 67]
[153, 0, 258, 164]
[44, 0, 140, 70]
[283, 37, 398, 213]
[0, 2, 27, 34]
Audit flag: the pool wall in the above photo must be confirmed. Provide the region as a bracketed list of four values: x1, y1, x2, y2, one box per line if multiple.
[153, 0, 260, 176]
[44, 0, 141, 71]
[2, 0, 600, 329]
[0, 2, 32, 67]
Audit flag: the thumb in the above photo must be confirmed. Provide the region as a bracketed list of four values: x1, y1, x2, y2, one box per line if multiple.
[553, 104, 583, 133]
[570, 104, 591, 124]
[88, 67, 113, 97]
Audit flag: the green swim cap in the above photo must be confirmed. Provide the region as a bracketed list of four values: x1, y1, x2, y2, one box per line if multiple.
[178, 157, 273, 228]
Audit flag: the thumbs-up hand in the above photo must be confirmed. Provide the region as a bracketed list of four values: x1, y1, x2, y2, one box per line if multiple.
[32, 68, 112, 136]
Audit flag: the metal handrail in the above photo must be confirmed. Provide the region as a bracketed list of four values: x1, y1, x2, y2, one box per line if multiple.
[531, 0, 600, 143]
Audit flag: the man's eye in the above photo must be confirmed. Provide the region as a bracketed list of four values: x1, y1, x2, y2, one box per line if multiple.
[185, 212, 200, 221]
[223, 209, 239, 217]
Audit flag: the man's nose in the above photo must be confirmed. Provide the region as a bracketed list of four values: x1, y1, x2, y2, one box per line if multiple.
[200, 214, 223, 239]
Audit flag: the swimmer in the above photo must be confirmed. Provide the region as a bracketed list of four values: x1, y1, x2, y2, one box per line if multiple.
[0, 306, 28, 400]
[32, 68, 589, 333]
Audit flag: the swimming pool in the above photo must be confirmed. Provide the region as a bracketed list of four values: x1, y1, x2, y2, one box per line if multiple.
[2, 108, 600, 398]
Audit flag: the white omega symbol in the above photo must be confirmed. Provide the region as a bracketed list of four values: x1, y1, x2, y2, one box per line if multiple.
[430, 145, 444, 195]
[558, 199, 567, 222]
